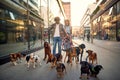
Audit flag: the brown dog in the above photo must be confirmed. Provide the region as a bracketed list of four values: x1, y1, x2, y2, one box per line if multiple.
[43, 41, 51, 61]
[47, 52, 57, 68]
[64, 47, 79, 65]
[86, 50, 97, 64]
[10, 53, 22, 65]
[47, 53, 63, 68]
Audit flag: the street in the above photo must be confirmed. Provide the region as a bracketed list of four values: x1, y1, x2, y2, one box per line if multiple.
[0, 39, 120, 80]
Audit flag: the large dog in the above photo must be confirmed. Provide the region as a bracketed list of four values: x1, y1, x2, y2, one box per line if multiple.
[64, 44, 85, 65]
[86, 50, 98, 64]
[43, 41, 51, 61]
[56, 62, 66, 77]
[47, 53, 63, 68]
[10, 52, 22, 66]
[80, 61, 103, 79]
[26, 53, 41, 68]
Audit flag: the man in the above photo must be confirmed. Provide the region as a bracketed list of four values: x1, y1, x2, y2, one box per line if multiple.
[48, 17, 67, 55]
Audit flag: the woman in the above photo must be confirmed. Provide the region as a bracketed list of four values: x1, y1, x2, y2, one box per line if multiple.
[63, 19, 73, 63]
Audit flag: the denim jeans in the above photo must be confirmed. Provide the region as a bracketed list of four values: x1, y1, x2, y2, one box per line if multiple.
[53, 37, 62, 55]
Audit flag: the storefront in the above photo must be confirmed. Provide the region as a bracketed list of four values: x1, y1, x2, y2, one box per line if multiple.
[92, 1, 120, 41]
[0, 5, 44, 56]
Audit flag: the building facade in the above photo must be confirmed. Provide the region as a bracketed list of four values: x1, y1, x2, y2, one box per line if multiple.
[80, 3, 96, 38]
[62, 2, 71, 23]
[0, 0, 66, 56]
[91, 0, 120, 41]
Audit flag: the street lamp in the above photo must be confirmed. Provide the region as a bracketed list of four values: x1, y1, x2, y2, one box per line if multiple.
[86, 13, 94, 43]
[47, 0, 50, 43]
[27, 0, 30, 50]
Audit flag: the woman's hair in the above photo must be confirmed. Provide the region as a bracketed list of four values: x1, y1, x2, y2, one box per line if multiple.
[64, 19, 70, 25]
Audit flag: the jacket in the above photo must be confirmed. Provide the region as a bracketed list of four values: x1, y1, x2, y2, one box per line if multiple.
[48, 23, 66, 38]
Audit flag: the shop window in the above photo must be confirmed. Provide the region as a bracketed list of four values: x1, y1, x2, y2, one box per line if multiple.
[9, 12, 15, 20]
[117, 1, 120, 14]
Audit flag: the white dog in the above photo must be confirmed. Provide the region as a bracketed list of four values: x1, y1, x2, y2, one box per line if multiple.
[26, 53, 42, 68]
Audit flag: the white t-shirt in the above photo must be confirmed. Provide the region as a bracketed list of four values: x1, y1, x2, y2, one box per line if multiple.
[54, 24, 60, 37]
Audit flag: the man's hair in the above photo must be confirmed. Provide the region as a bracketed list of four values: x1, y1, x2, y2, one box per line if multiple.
[54, 17, 60, 21]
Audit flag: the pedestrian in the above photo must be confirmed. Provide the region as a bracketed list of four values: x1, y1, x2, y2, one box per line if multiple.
[48, 17, 67, 55]
[87, 32, 90, 41]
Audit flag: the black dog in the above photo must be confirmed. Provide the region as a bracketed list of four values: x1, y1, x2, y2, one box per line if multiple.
[56, 63, 66, 77]
[80, 61, 103, 79]
[75, 44, 86, 62]
[80, 61, 90, 79]
[89, 64, 103, 77]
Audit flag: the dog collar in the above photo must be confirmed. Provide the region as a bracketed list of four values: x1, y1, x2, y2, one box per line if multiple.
[92, 67, 96, 72]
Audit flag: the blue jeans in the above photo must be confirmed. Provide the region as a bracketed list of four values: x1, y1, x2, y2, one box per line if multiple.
[53, 37, 62, 55]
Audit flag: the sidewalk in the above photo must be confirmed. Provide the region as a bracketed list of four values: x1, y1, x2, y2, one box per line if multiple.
[73, 38, 120, 54]
[0, 39, 120, 80]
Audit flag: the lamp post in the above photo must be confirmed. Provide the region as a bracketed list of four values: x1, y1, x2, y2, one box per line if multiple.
[47, 0, 50, 43]
[86, 13, 94, 43]
[90, 16, 93, 43]
[40, 0, 43, 46]
[27, 0, 30, 50]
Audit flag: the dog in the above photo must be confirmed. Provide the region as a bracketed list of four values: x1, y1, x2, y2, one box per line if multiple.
[86, 50, 97, 64]
[47, 53, 62, 68]
[80, 61, 90, 79]
[89, 64, 103, 77]
[64, 44, 85, 65]
[26, 53, 41, 68]
[43, 41, 51, 61]
[56, 62, 66, 77]
[10, 52, 22, 66]
[80, 61, 103, 79]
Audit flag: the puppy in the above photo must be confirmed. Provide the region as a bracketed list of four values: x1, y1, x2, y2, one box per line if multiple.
[86, 50, 97, 64]
[56, 63, 66, 77]
[26, 53, 41, 68]
[10, 53, 22, 66]
[80, 61, 90, 79]
[43, 41, 51, 61]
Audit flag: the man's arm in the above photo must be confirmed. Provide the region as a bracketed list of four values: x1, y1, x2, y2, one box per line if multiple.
[48, 24, 54, 33]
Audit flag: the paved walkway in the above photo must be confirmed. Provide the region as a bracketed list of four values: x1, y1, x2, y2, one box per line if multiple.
[0, 39, 120, 80]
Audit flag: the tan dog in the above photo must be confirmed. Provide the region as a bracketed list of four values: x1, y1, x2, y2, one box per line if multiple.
[64, 47, 79, 66]
[10, 53, 22, 66]
[86, 50, 97, 64]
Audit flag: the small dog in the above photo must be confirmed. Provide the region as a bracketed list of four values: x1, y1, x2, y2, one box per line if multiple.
[80, 61, 103, 79]
[56, 62, 66, 77]
[26, 53, 41, 68]
[10, 53, 22, 66]
[80, 61, 90, 79]
[89, 64, 103, 77]
[43, 41, 51, 61]
[86, 50, 97, 64]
